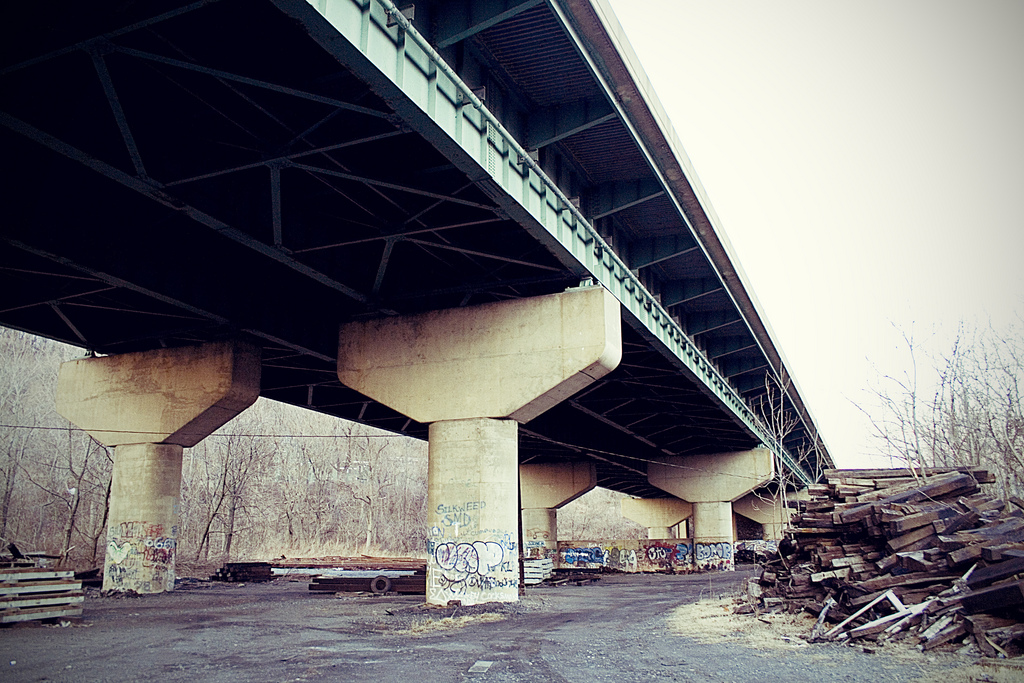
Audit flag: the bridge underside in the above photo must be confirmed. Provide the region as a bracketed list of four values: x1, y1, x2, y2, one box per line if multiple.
[0, 1, 823, 496]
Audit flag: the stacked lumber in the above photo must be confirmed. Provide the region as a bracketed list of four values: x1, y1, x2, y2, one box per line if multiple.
[524, 558, 554, 585]
[755, 467, 1024, 656]
[0, 567, 84, 624]
[273, 556, 427, 573]
[309, 572, 426, 594]
[211, 561, 274, 582]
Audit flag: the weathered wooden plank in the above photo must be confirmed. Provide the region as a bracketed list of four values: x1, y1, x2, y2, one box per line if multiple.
[966, 556, 1024, 589]
[887, 525, 937, 552]
[0, 604, 83, 624]
[824, 589, 903, 638]
[933, 511, 980, 535]
[840, 473, 976, 524]
[961, 581, 1024, 614]
[0, 579, 81, 596]
[810, 568, 850, 583]
[949, 545, 985, 566]
[0, 593, 84, 609]
[823, 467, 990, 481]
[0, 569, 74, 582]
[856, 573, 958, 593]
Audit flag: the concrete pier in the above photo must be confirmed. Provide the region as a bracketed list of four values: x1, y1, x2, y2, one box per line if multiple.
[648, 448, 774, 570]
[338, 286, 621, 604]
[520, 462, 596, 558]
[621, 497, 692, 540]
[734, 491, 792, 541]
[56, 341, 260, 593]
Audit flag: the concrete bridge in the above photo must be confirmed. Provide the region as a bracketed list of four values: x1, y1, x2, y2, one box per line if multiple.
[0, 0, 833, 604]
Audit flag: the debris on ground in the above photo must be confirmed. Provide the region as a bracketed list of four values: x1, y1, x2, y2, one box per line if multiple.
[210, 561, 274, 582]
[750, 467, 1024, 657]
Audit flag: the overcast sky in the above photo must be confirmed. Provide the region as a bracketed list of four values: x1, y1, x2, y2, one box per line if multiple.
[605, 0, 1024, 468]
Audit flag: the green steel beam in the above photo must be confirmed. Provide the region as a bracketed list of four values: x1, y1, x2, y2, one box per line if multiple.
[685, 310, 742, 336]
[585, 177, 664, 222]
[720, 356, 769, 379]
[705, 335, 758, 360]
[661, 277, 723, 307]
[434, 0, 545, 48]
[629, 233, 699, 270]
[527, 98, 617, 150]
[286, 0, 814, 485]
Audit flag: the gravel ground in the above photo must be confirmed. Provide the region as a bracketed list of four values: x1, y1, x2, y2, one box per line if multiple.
[2, 569, 1021, 682]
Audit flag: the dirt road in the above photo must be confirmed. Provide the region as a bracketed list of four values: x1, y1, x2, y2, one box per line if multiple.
[0, 570, 1003, 682]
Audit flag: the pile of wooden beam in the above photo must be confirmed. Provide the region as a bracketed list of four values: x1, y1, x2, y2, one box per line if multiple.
[273, 556, 427, 572]
[754, 467, 1024, 656]
[309, 572, 426, 594]
[210, 561, 274, 582]
[0, 567, 84, 624]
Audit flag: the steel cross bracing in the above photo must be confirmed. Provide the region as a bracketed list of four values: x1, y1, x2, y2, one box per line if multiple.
[0, 0, 830, 493]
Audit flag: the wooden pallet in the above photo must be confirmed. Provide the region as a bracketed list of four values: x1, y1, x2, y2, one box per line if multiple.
[0, 568, 83, 624]
[524, 559, 554, 585]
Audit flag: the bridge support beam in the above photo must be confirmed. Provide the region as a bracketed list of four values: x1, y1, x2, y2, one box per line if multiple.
[55, 341, 260, 593]
[338, 287, 620, 605]
[621, 497, 692, 539]
[520, 462, 596, 557]
[648, 448, 774, 570]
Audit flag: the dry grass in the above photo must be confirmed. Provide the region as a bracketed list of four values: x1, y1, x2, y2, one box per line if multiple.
[911, 662, 1024, 683]
[395, 613, 505, 636]
[666, 597, 1024, 683]
[666, 596, 816, 651]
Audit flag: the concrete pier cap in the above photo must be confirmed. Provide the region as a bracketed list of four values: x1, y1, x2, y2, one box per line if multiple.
[621, 497, 692, 539]
[56, 340, 260, 448]
[337, 286, 621, 424]
[56, 341, 260, 593]
[338, 287, 621, 605]
[648, 448, 774, 570]
[521, 462, 597, 555]
[733, 491, 793, 542]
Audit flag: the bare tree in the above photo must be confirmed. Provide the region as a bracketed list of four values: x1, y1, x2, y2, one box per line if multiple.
[558, 488, 646, 541]
[750, 370, 824, 527]
[863, 319, 1024, 498]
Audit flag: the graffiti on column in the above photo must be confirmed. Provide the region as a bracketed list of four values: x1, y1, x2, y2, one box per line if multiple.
[524, 539, 556, 560]
[561, 546, 607, 566]
[105, 520, 176, 592]
[434, 500, 484, 534]
[426, 503, 518, 604]
[695, 541, 733, 571]
[555, 540, 696, 573]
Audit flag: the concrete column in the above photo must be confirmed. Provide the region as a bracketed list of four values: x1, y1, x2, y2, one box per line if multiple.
[648, 448, 774, 570]
[520, 462, 596, 557]
[106, 444, 183, 592]
[56, 341, 260, 593]
[621, 497, 692, 539]
[338, 287, 621, 605]
[428, 419, 519, 603]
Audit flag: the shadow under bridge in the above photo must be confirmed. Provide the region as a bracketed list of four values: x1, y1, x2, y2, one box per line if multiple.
[0, 0, 833, 497]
